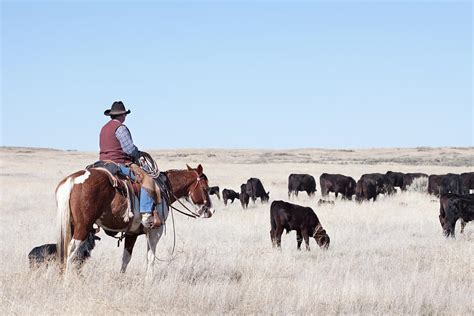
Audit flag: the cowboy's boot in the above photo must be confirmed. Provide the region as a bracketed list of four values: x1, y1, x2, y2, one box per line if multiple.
[152, 209, 162, 228]
[141, 212, 154, 229]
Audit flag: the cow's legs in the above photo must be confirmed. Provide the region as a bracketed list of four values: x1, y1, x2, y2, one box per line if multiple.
[146, 226, 164, 278]
[302, 230, 310, 251]
[224, 198, 228, 206]
[121, 234, 138, 273]
[275, 225, 284, 249]
[460, 219, 467, 234]
[296, 230, 302, 250]
[270, 229, 276, 247]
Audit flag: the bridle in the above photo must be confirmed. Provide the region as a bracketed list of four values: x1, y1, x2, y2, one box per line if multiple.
[169, 170, 210, 219]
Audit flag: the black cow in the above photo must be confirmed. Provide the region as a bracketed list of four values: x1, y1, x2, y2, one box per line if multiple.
[428, 174, 461, 197]
[270, 200, 330, 250]
[355, 178, 377, 202]
[320, 173, 356, 200]
[439, 193, 474, 237]
[222, 188, 239, 206]
[239, 184, 250, 209]
[288, 174, 316, 198]
[246, 178, 270, 203]
[460, 172, 474, 194]
[385, 171, 404, 190]
[28, 228, 100, 268]
[401, 173, 428, 191]
[360, 173, 395, 195]
[208, 186, 220, 200]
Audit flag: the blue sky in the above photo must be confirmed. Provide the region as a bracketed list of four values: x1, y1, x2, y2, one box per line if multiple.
[1, 1, 472, 150]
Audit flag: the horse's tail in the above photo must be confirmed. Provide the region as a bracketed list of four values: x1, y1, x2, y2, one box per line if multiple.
[56, 177, 74, 266]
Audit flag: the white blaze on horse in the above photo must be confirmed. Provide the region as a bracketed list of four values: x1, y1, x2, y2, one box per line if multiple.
[55, 164, 214, 274]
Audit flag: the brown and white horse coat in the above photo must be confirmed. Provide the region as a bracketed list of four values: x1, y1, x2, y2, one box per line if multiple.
[56, 164, 214, 275]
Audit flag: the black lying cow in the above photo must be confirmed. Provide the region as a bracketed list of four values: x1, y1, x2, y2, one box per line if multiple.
[208, 186, 220, 200]
[320, 173, 356, 200]
[438, 193, 474, 237]
[222, 188, 240, 206]
[270, 200, 330, 250]
[28, 228, 100, 268]
[239, 184, 250, 209]
[288, 174, 316, 198]
[246, 178, 270, 203]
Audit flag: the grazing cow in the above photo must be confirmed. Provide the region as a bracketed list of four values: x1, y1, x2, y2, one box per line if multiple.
[401, 173, 428, 191]
[246, 178, 270, 203]
[29, 229, 100, 268]
[222, 188, 240, 206]
[438, 193, 474, 237]
[428, 174, 461, 197]
[288, 174, 316, 198]
[355, 178, 378, 202]
[360, 173, 395, 195]
[270, 200, 330, 250]
[239, 184, 250, 209]
[208, 186, 220, 200]
[320, 173, 356, 200]
[460, 172, 474, 194]
[385, 171, 404, 190]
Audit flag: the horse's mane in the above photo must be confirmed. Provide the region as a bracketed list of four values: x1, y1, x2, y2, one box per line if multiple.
[166, 169, 208, 181]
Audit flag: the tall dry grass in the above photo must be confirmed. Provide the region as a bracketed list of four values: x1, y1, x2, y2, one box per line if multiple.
[0, 148, 473, 314]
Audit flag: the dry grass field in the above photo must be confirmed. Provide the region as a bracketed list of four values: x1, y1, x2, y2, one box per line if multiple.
[1, 147, 473, 314]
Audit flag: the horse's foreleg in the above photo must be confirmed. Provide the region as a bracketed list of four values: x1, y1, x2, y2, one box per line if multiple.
[121, 234, 138, 273]
[146, 227, 164, 278]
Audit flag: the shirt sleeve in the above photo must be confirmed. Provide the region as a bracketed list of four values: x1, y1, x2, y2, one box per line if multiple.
[115, 125, 139, 159]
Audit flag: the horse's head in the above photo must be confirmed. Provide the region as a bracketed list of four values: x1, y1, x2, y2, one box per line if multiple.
[186, 164, 215, 218]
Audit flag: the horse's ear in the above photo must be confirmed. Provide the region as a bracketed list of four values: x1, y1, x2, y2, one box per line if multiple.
[186, 164, 192, 170]
[197, 164, 203, 175]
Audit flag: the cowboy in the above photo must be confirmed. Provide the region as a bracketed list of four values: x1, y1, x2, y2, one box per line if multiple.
[99, 101, 161, 228]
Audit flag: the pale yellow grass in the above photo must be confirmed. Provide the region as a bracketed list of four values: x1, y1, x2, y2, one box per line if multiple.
[0, 147, 473, 314]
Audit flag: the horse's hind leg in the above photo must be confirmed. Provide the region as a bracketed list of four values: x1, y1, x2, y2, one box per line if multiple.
[460, 219, 467, 234]
[121, 234, 138, 273]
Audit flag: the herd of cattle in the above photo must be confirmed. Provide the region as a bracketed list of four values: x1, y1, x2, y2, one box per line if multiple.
[28, 170, 473, 266]
[208, 171, 474, 249]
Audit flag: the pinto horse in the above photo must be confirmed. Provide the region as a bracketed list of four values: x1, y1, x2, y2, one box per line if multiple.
[56, 164, 214, 274]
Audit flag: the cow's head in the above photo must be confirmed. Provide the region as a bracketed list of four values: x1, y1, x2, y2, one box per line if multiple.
[262, 191, 270, 202]
[313, 224, 330, 249]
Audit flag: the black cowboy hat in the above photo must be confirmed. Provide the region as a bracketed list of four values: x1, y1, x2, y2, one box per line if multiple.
[104, 101, 131, 116]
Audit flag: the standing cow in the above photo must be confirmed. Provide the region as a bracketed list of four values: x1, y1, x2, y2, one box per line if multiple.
[360, 173, 395, 195]
[239, 184, 250, 209]
[222, 188, 240, 206]
[270, 200, 330, 250]
[438, 193, 474, 237]
[401, 173, 428, 191]
[385, 171, 404, 191]
[428, 174, 461, 197]
[320, 173, 356, 200]
[246, 178, 270, 203]
[355, 178, 378, 202]
[288, 174, 316, 199]
[460, 172, 474, 194]
[208, 186, 220, 200]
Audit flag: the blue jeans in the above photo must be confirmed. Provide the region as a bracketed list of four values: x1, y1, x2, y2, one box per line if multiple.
[119, 165, 154, 214]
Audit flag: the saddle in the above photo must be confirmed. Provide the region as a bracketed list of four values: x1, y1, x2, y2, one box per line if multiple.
[85, 161, 171, 236]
